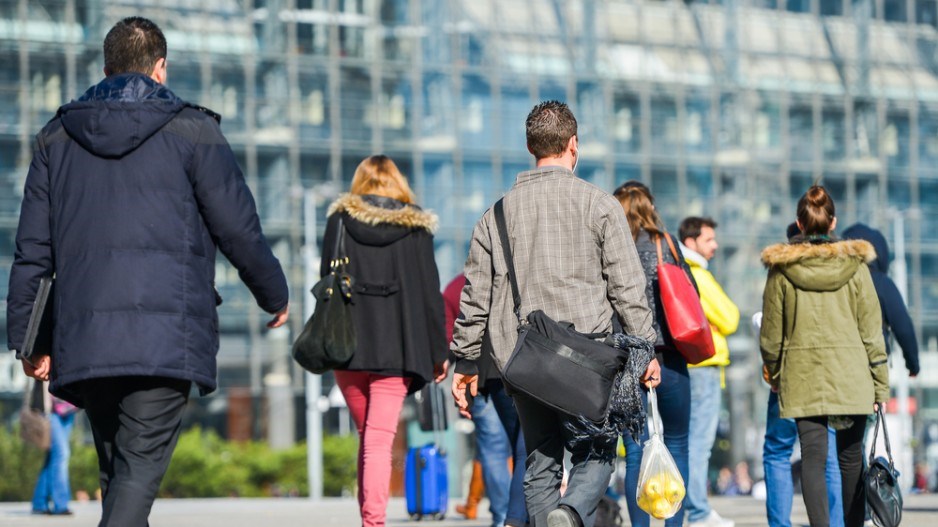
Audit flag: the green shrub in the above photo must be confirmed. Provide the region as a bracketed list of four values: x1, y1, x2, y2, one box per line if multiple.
[322, 434, 358, 497]
[0, 424, 44, 500]
[68, 438, 101, 498]
[0, 424, 359, 500]
[159, 426, 251, 498]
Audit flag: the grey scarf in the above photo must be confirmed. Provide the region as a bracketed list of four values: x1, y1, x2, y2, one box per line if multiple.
[563, 333, 655, 461]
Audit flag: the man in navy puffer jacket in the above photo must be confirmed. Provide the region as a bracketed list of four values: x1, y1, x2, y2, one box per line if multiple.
[7, 17, 289, 525]
[842, 223, 919, 377]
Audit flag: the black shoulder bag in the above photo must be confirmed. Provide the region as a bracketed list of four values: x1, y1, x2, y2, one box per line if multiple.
[292, 217, 356, 374]
[864, 406, 902, 527]
[493, 199, 626, 423]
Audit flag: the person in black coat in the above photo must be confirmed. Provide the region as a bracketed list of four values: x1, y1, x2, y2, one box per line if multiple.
[321, 154, 446, 527]
[7, 17, 289, 526]
[842, 223, 920, 377]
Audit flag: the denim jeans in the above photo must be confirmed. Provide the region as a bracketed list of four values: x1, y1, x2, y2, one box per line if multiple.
[763, 391, 843, 527]
[32, 413, 76, 514]
[623, 352, 690, 527]
[686, 366, 721, 522]
[488, 380, 528, 526]
[471, 391, 511, 527]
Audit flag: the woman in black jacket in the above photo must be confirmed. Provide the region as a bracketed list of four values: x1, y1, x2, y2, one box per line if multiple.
[321, 155, 446, 527]
[614, 181, 692, 527]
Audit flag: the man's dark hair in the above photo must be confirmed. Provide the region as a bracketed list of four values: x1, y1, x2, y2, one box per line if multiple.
[103, 17, 167, 76]
[525, 100, 577, 160]
[678, 216, 718, 243]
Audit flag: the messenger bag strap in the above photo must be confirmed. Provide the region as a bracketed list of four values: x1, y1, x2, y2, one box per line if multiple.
[493, 199, 523, 325]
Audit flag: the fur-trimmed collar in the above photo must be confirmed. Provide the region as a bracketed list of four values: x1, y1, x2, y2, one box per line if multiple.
[327, 193, 438, 233]
[761, 239, 876, 268]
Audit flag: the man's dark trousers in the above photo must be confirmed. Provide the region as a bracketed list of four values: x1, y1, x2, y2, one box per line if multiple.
[513, 392, 616, 527]
[79, 376, 191, 527]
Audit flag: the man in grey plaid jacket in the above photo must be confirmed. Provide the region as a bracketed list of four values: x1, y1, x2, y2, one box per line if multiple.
[450, 101, 661, 527]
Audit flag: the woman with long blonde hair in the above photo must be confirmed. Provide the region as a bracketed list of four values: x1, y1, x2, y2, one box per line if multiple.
[322, 155, 446, 527]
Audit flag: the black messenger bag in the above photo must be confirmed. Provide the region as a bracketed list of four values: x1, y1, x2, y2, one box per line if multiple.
[493, 199, 624, 424]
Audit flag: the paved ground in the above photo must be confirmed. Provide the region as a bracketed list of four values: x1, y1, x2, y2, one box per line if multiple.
[2, 494, 936, 526]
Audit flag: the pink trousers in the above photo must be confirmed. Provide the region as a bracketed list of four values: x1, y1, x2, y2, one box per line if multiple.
[334, 370, 411, 527]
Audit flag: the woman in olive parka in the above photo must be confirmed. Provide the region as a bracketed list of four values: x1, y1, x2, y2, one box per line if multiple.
[759, 186, 889, 527]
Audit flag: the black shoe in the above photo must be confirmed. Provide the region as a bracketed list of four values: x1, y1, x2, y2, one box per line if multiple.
[547, 505, 583, 527]
[49, 510, 74, 516]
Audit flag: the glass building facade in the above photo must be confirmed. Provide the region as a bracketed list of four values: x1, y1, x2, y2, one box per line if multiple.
[2, 0, 938, 469]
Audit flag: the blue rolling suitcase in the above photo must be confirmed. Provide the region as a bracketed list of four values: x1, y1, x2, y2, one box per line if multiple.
[405, 383, 448, 520]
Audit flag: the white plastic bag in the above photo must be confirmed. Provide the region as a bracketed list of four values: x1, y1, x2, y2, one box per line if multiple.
[636, 387, 685, 520]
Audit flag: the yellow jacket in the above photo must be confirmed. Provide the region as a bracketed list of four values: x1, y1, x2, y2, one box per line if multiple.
[683, 247, 739, 368]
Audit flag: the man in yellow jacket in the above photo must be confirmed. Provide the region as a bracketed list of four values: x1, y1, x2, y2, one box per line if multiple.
[679, 217, 740, 527]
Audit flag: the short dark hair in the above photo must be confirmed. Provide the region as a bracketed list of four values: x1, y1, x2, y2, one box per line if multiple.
[103, 17, 167, 76]
[678, 216, 718, 243]
[525, 100, 577, 160]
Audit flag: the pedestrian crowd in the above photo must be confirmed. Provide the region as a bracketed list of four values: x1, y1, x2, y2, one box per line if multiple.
[6, 15, 918, 527]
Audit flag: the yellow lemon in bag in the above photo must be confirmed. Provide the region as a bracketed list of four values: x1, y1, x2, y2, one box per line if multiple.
[651, 497, 672, 519]
[637, 493, 651, 513]
[642, 475, 664, 500]
[666, 477, 685, 502]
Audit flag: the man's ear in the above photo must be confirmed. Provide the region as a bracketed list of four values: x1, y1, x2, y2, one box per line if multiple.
[527, 143, 534, 157]
[567, 135, 578, 155]
[150, 58, 167, 84]
[103, 67, 111, 77]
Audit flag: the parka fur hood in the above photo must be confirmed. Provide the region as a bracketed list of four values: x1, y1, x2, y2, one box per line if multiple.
[760, 239, 876, 292]
[328, 193, 438, 232]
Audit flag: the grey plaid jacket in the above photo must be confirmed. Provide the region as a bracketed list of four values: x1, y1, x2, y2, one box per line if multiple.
[451, 166, 656, 374]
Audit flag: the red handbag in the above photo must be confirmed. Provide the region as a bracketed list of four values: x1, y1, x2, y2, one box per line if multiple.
[656, 235, 716, 365]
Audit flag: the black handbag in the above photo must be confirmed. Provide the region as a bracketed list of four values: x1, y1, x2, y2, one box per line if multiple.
[292, 218, 356, 374]
[493, 199, 625, 424]
[864, 406, 902, 527]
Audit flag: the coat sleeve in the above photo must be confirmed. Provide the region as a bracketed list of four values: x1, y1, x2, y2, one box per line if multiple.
[7, 133, 54, 354]
[880, 276, 920, 376]
[188, 116, 288, 314]
[597, 198, 655, 343]
[694, 267, 740, 337]
[451, 213, 494, 375]
[416, 231, 446, 366]
[857, 266, 890, 403]
[759, 270, 784, 390]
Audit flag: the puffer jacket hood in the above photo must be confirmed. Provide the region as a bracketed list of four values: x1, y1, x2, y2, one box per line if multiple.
[761, 240, 876, 292]
[842, 223, 890, 274]
[327, 193, 438, 247]
[58, 73, 185, 158]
